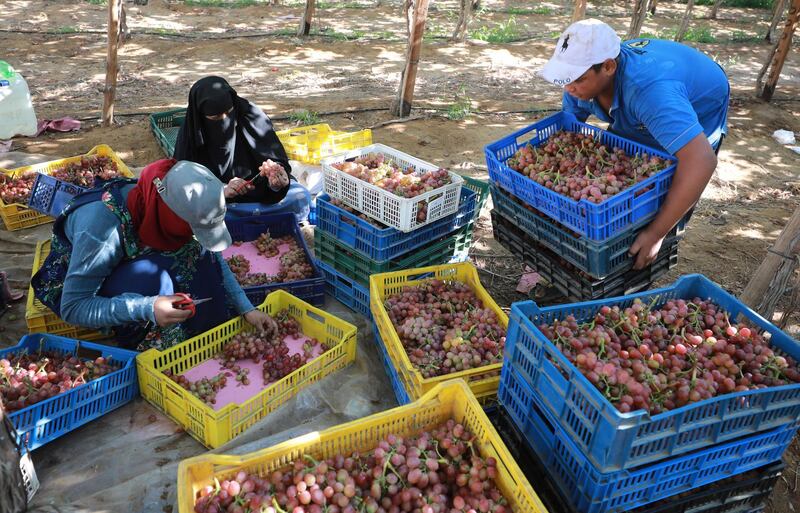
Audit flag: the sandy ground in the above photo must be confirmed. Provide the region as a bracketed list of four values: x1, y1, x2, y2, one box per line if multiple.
[1, 0, 800, 511]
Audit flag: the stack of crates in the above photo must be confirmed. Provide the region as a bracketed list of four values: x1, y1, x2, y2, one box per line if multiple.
[496, 274, 800, 513]
[313, 161, 489, 319]
[484, 112, 685, 301]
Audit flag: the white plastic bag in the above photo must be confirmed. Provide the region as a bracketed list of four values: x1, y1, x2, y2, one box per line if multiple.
[772, 129, 796, 146]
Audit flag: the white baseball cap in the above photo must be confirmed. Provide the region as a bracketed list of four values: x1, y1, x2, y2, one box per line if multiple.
[540, 19, 621, 87]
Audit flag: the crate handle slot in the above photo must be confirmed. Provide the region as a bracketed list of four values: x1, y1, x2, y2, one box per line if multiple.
[306, 309, 326, 325]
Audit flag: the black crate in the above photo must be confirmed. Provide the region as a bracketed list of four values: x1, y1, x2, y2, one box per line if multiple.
[484, 404, 782, 513]
[490, 209, 678, 302]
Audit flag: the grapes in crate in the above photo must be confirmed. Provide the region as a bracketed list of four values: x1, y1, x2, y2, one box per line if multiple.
[0, 155, 124, 205]
[225, 232, 315, 287]
[1, 349, 119, 412]
[384, 280, 506, 378]
[164, 310, 328, 406]
[538, 297, 800, 414]
[507, 130, 668, 203]
[193, 419, 511, 513]
[333, 153, 454, 224]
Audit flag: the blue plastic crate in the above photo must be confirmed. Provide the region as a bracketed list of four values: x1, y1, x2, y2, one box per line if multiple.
[27, 173, 87, 218]
[498, 365, 794, 513]
[491, 184, 685, 278]
[484, 111, 677, 241]
[373, 322, 411, 406]
[503, 274, 800, 473]
[316, 258, 370, 318]
[226, 213, 325, 307]
[317, 187, 478, 262]
[491, 209, 677, 301]
[3, 334, 139, 452]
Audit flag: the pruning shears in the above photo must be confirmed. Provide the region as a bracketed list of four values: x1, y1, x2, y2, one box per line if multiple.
[172, 293, 212, 318]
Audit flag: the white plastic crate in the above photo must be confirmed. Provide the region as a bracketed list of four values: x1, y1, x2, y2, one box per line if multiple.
[321, 143, 463, 232]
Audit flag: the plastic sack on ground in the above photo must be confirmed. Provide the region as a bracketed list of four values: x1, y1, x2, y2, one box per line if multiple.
[0, 61, 38, 139]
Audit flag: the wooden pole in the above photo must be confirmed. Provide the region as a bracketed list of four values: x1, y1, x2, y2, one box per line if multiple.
[675, 0, 696, 41]
[0, 403, 27, 513]
[571, 0, 588, 23]
[101, 0, 122, 127]
[760, 0, 799, 101]
[740, 203, 800, 319]
[766, 0, 788, 42]
[627, 0, 647, 39]
[391, 0, 430, 117]
[451, 0, 474, 41]
[709, 0, 723, 19]
[298, 0, 316, 36]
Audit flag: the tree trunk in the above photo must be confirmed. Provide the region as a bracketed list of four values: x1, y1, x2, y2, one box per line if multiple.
[709, 0, 723, 19]
[451, 0, 474, 41]
[102, 0, 122, 127]
[740, 203, 800, 319]
[0, 403, 27, 513]
[758, 0, 799, 100]
[571, 0, 587, 23]
[627, 0, 648, 39]
[391, 0, 430, 117]
[298, 0, 316, 35]
[766, 0, 787, 42]
[675, 0, 695, 41]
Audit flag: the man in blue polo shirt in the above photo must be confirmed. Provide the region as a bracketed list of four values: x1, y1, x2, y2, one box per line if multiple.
[540, 19, 729, 269]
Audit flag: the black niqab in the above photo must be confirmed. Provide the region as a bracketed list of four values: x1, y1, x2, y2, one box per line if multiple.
[174, 76, 292, 203]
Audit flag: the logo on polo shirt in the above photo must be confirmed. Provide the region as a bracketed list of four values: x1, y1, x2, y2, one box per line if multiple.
[628, 40, 650, 48]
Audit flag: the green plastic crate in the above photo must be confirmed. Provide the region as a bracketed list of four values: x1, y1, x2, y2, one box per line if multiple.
[150, 108, 186, 157]
[314, 222, 474, 287]
[462, 176, 490, 220]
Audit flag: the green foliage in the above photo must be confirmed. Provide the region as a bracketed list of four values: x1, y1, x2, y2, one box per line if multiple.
[55, 26, 79, 34]
[498, 6, 553, 15]
[85, 0, 107, 5]
[447, 85, 472, 121]
[731, 30, 761, 42]
[659, 26, 716, 43]
[289, 109, 321, 126]
[469, 15, 520, 43]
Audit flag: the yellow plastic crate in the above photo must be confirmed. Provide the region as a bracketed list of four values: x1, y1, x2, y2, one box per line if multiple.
[370, 263, 508, 403]
[0, 144, 134, 231]
[137, 290, 358, 449]
[276, 123, 373, 165]
[177, 380, 547, 513]
[25, 239, 106, 340]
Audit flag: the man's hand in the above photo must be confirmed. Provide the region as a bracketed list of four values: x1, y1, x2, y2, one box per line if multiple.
[153, 295, 194, 327]
[224, 177, 254, 199]
[629, 228, 665, 270]
[243, 309, 274, 331]
[259, 160, 290, 190]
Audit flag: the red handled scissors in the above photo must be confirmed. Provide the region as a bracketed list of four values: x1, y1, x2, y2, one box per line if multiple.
[172, 293, 212, 318]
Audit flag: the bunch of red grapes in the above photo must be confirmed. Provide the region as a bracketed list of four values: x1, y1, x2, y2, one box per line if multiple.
[329, 198, 387, 229]
[193, 418, 511, 513]
[229, 233, 315, 287]
[164, 370, 228, 405]
[333, 154, 453, 199]
[0, 171, 37, 205]
[507, 130, 668, 203]
[383, 280, 507, 378]
[0, 156, 123, 206]
[538, 297, 800, 414]
[256, 232, 282, 257]
[1, 350, 118, 412]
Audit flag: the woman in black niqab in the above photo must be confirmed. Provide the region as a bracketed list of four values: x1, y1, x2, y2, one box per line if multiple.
[174, 76, 292, 203]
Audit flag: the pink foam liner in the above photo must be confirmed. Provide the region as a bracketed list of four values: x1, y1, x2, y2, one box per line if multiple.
[221, 241, 293, 276]
[181, 333, 322, 411]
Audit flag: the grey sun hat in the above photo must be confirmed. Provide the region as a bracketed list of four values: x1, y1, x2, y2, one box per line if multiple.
[155, 160, 232, 252]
